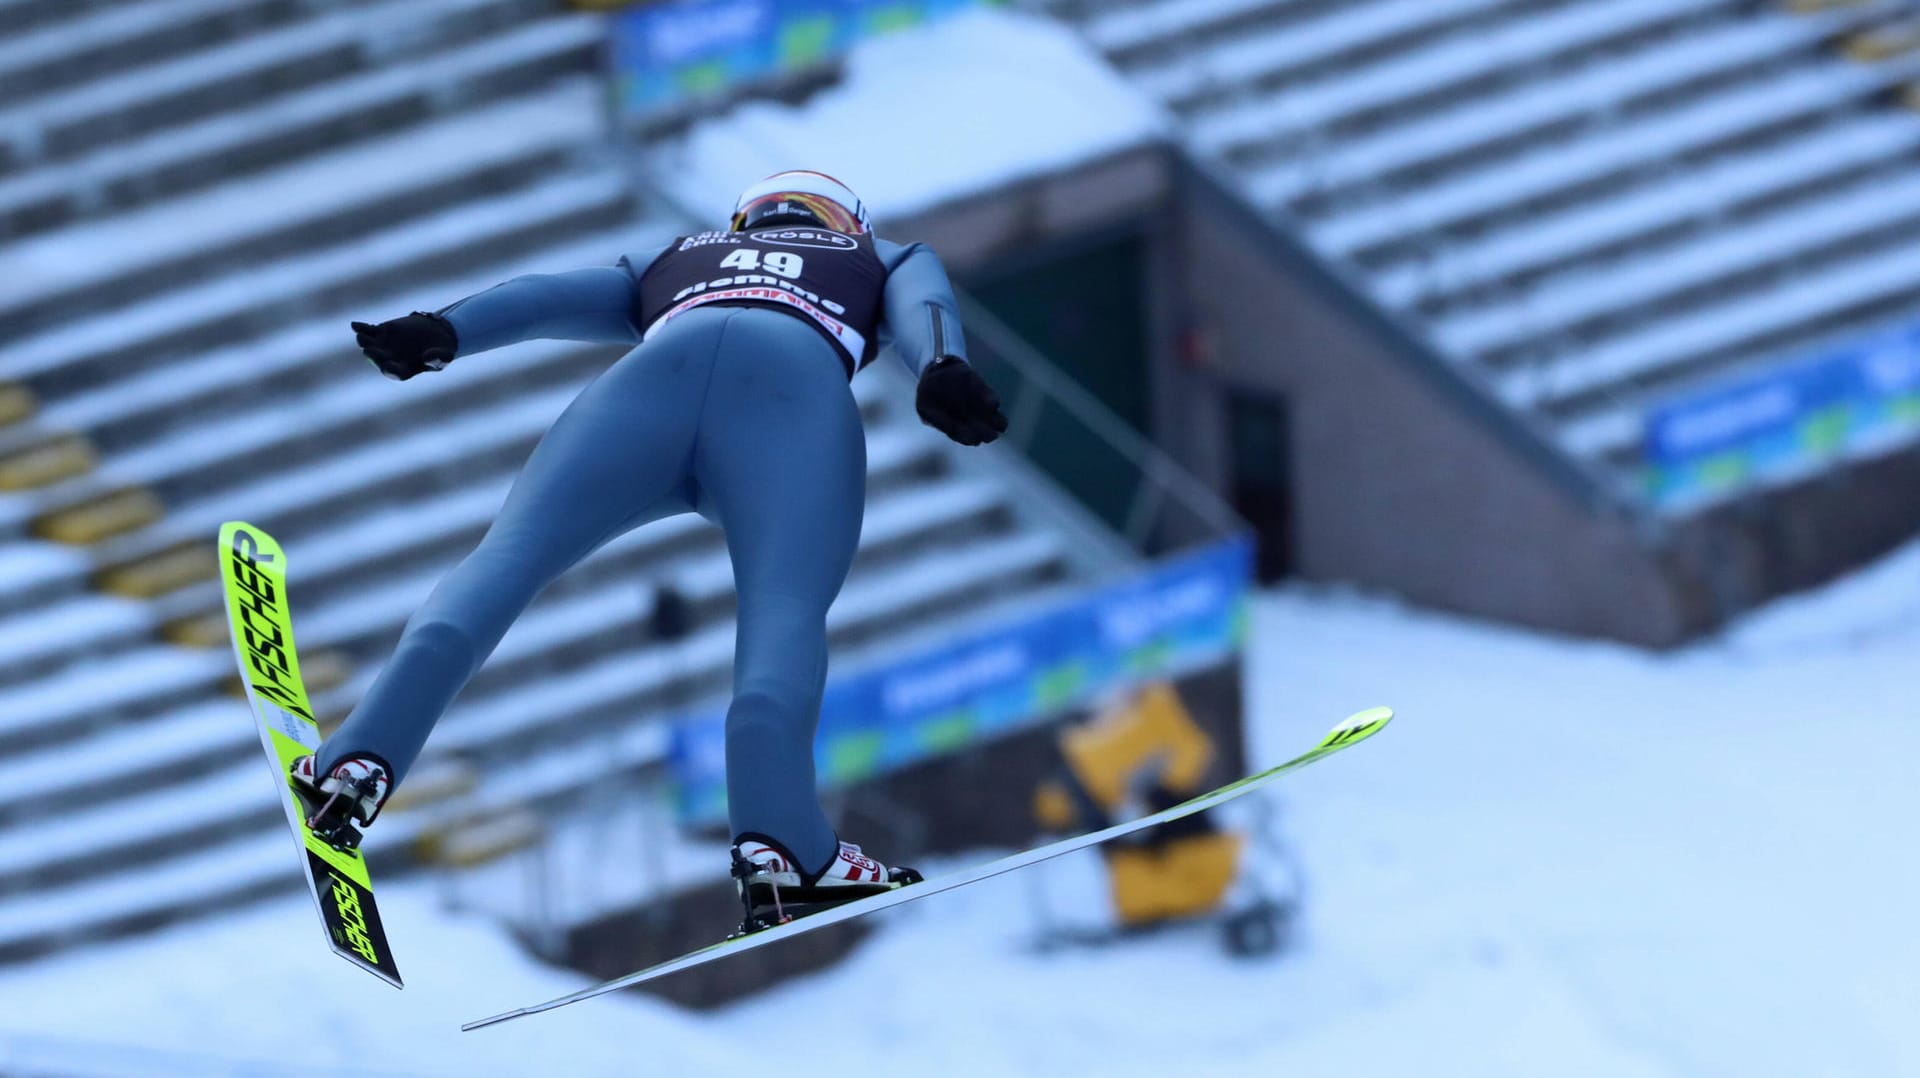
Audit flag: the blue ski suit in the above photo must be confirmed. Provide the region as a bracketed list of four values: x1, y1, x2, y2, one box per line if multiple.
[317, 233, 969, 872]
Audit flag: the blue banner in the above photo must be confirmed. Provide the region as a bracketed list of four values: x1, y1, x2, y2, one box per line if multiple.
[1645, 317, 1920, 507]
[668, 537, 1254, 823]
[609, 0, 998, 119]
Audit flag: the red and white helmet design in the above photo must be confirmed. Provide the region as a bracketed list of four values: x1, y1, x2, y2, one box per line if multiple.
[731, 169, 871, 236]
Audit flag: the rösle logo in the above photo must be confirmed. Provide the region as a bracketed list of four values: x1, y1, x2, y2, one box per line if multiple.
[752, 228, 857, 251]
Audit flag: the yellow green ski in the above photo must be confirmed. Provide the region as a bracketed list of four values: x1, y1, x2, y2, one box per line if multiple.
[463, 706, 1392, 1031]
[218, 521, 402, 988]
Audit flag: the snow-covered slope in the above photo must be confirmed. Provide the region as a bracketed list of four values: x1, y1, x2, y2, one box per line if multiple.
[0, 532, 1912, 1076]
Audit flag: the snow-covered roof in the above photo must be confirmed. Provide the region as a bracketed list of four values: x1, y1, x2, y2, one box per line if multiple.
[656, 8, 1169, 229]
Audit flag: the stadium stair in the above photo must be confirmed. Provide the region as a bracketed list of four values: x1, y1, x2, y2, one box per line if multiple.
[1045, 0, 1920, 498]
[0, 0, 1112, 962]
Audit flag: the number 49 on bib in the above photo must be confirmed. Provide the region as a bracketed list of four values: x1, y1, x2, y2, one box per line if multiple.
[721, 248, 804, 278]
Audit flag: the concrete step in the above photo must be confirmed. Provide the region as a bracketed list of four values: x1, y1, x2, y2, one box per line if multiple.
[0, 0, 357, 111]
[0, 647, 229, 757]
[0, 0, 127, 40]
[0, 167, 634, 403]
[0, 0, 559, 171]
[0, 81, 607, 342]
[0, 24, 603, 241]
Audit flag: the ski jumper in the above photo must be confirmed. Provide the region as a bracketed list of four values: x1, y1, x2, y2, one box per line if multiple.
[316, 228, 968, 871]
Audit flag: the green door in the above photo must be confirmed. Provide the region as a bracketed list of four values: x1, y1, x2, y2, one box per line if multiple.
[965, 234, 1151, 532]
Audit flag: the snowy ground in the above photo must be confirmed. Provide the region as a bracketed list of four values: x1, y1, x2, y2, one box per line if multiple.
[0, 541, 1914, 1076]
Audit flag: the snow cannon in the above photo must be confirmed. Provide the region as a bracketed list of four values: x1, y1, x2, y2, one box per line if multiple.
[1031, 682, 1296, 955]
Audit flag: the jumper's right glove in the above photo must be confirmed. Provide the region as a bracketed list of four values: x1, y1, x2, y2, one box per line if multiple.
[915, 356, 1008, 447]
[351, 312, 457, 381]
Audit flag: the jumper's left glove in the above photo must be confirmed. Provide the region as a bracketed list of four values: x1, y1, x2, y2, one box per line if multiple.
[916, 356, 1007, 447]
[351, 312, 457, 381]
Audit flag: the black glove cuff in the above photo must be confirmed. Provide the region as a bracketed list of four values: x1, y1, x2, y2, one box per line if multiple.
[414, 311, 459, 359]
[915, 354, 1007, 447]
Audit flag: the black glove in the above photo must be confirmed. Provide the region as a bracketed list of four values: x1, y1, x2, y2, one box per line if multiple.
[351, 312, 457, 381]
[916, 356, 1008, 447]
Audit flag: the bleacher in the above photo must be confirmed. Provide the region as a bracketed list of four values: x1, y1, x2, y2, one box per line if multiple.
[1050, 0, 1920, 497]
[0, 1, 1106, 960]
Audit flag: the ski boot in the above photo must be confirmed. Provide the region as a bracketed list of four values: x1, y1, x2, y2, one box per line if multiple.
[728, 835, 924, 938]
[289, 754, 392, 852]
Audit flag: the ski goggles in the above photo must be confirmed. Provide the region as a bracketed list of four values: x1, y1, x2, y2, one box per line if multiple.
[731, 190, 868, 235]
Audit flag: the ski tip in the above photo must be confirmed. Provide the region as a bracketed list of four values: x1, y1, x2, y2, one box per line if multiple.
[1319, 707, 1393, 750]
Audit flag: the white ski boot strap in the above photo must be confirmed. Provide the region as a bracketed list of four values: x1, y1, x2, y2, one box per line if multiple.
[823, 841, 888, 885]
[734, 836, 896, 889]
[292, 754, 393, 826]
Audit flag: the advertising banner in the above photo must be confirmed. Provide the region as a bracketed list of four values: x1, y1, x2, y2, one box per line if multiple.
[667, 537, 1254, 823]
[607, 0, 997, 119]
[1645, 317, 1920, 508]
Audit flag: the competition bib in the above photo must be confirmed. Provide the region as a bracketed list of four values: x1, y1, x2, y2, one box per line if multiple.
[635, 229, 888, 374]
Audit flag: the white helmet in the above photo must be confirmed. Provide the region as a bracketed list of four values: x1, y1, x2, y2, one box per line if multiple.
[731, 170, 871, 235]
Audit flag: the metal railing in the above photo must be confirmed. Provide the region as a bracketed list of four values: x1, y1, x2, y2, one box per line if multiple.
[633, 162, 1248, 559]
[957, 294, 1247, 556]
